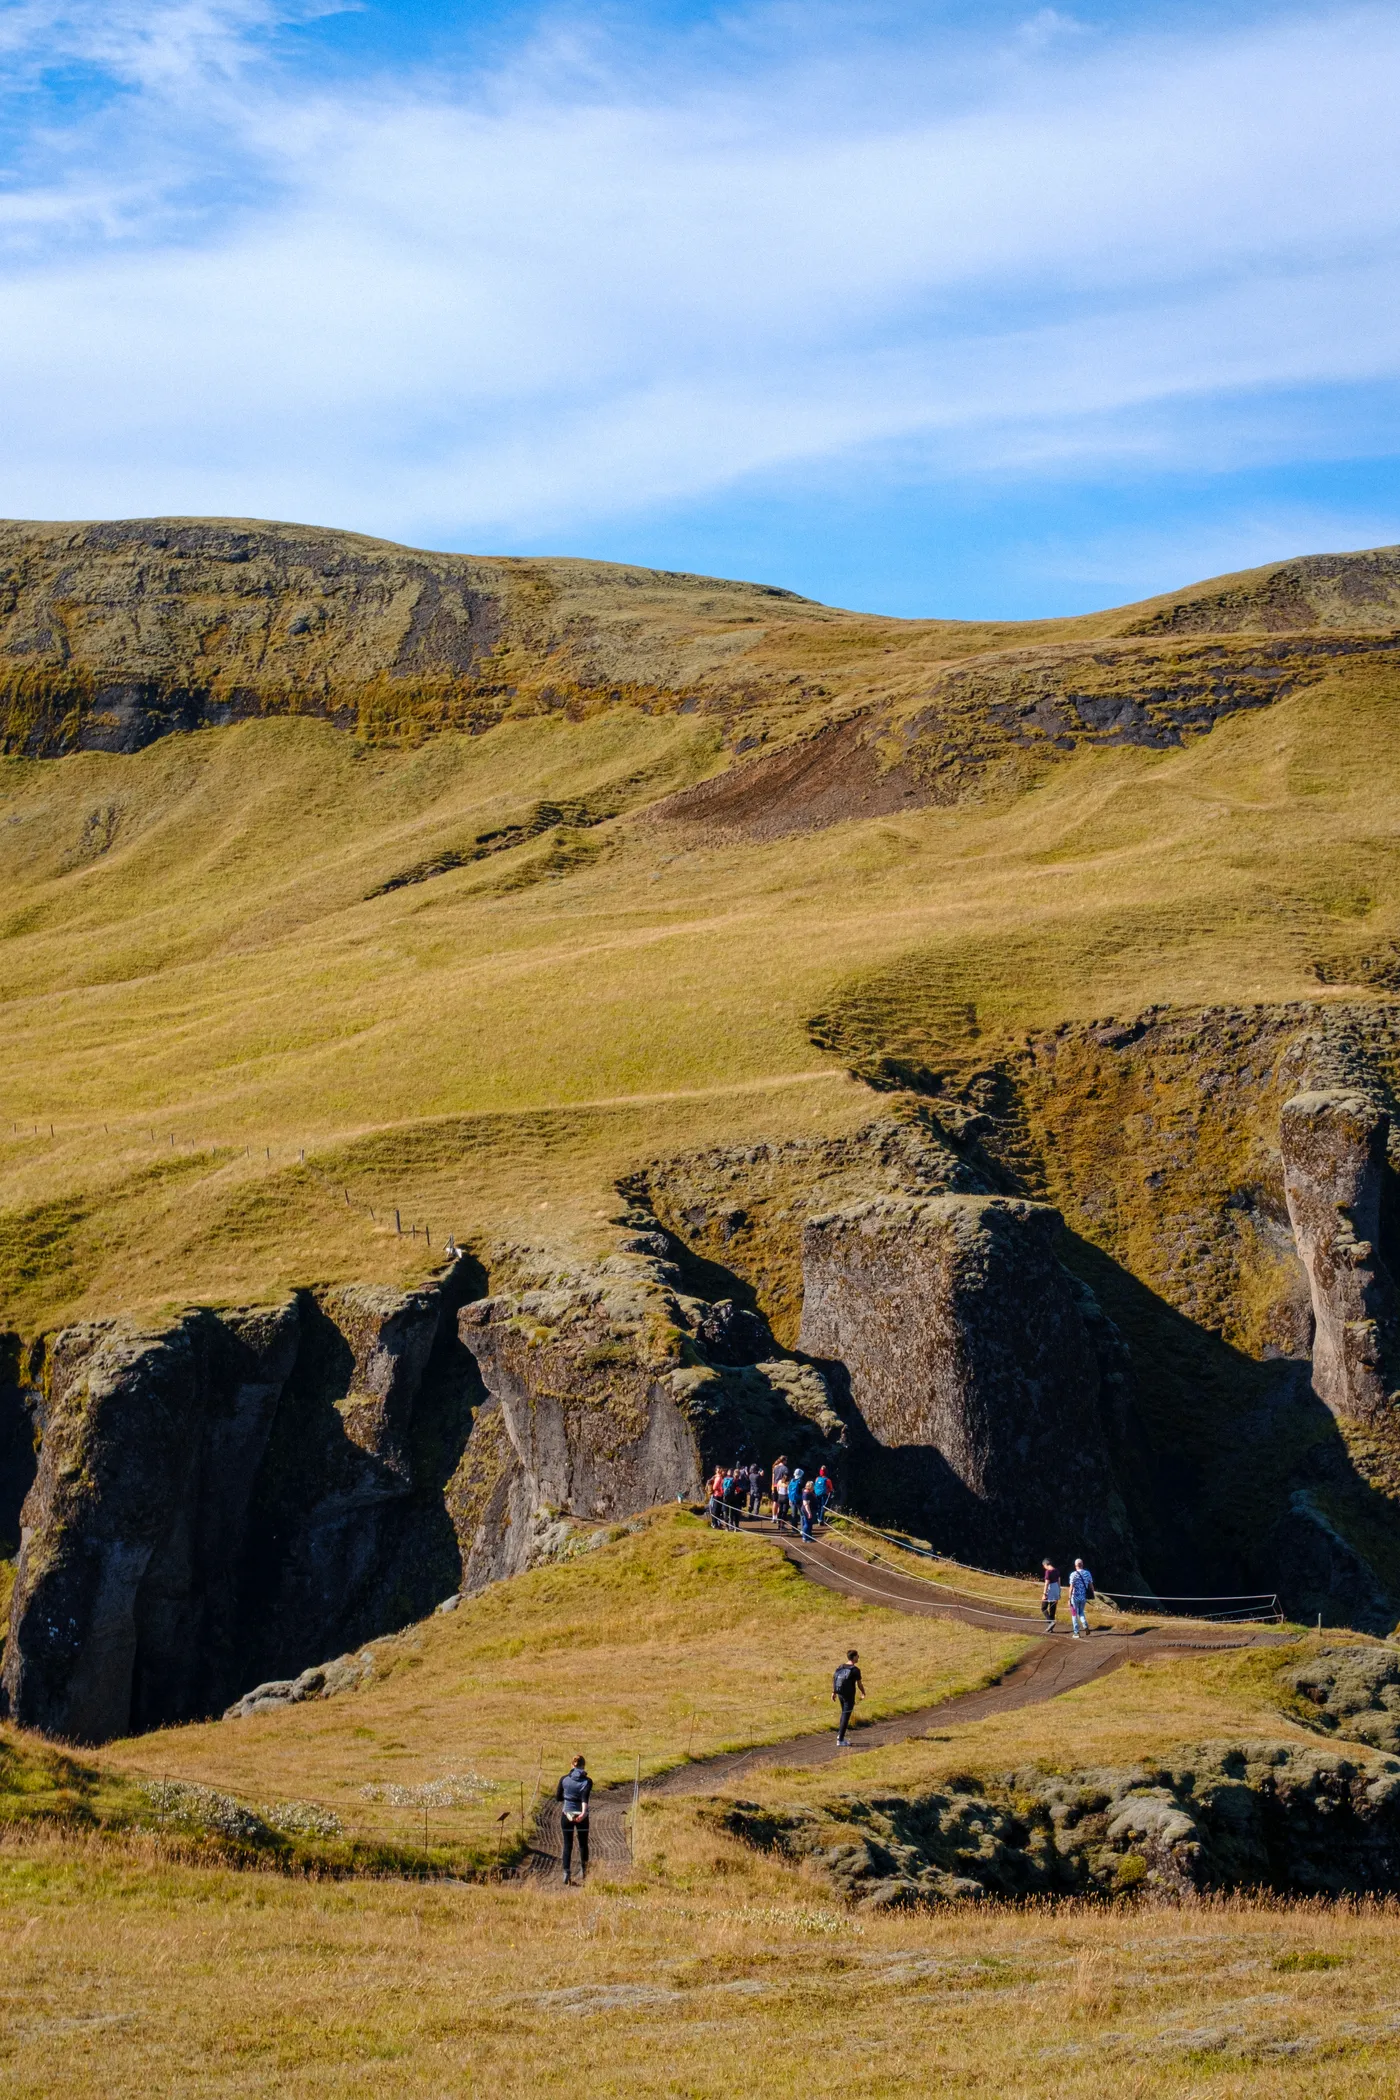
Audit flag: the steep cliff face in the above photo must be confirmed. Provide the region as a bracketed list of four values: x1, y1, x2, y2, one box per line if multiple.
[797, 1195, 1139, 1579]
[0, 1267, 482, 1742]
[0, 1232, 854, 1740]
[2, 1305, 298, 1741]
[1281, 1091, 1400, 1421]
[456, 1240, 845, 1538]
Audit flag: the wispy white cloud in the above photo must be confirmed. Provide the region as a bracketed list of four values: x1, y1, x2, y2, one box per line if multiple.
[0, 2, 1397, 554]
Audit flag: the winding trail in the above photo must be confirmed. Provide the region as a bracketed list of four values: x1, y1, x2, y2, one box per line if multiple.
[523, 1523, 1288, 1878]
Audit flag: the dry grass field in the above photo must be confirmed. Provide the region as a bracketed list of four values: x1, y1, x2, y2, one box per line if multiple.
[4, 1828, 1400, 2099]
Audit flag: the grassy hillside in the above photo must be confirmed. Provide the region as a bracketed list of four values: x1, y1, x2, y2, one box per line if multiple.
[84, 1509, 1022, 1857]
[3, 634, 1400, 1329]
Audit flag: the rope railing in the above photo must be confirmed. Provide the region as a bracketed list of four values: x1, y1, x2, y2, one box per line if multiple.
[825, 1515, 1289, 1625]
[1098, 1591, 1285, 1624]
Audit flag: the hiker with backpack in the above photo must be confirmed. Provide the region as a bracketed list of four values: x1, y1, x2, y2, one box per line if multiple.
[832, 1649, 865, 1746]
[1068, 1558, 1094, 1638]
[812, 1466, 831, 1526]
[556, 1755, 592, 1884]
[787, 1467, 805, 1528]
[1040, 1561, 1062, 1630]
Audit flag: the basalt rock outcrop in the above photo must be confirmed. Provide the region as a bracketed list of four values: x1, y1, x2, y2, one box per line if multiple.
[1280, 1090, 1400, 1421]
[454, 1237, 845, 1574]
[1288, 1644, 1400, 1754]
[1, 1265, 483, 1741]
[797, 1194, 1139, 1579]
[0, 1234, 850, 1740]
[721, 1737, 1400, 1905]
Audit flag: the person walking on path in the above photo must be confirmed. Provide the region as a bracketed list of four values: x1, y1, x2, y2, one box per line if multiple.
[748, 1460, 764, 1516]
[1040, 1561, 1062, 1631]
[833, 1650, 865, 1746]
[556, 1755, 592, 1884]
[1068, 1559, 1094, 1639]
[811, 1468, 829, 1527]
[771, 1456, 790, 1528]
[787, 1467, 805, 1528]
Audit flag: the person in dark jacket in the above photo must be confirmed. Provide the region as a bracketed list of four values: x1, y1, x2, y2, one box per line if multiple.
[556, 1755, 592, 1883]
[832, 1650, 865, 1745]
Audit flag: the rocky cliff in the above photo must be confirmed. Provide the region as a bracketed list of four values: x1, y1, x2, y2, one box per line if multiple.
[454, 1235, 845, 1567]
[797, 1194, 1139, 1579]
[1280, 1090, 1400, 1421]
[1, 1268, 482, 1741]
[0, 1230, 853, 1740]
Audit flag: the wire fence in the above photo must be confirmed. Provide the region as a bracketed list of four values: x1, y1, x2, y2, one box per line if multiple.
[1098, 1590, 1286, 1624]
[6, 1116, 455, 1251]
[831, 1515, 1288, 1625]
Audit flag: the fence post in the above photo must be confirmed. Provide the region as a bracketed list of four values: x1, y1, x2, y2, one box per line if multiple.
[631, 1753, 641, 1861]
[395, 1209, 401, 1235]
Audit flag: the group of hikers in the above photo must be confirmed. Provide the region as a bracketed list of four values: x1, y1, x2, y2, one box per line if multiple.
[1040, 1557, 1096, 1636]
[705, 1455, 835, 1538]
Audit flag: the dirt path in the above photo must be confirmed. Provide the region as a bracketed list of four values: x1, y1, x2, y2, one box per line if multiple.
[523, 1525, 1286, 1878]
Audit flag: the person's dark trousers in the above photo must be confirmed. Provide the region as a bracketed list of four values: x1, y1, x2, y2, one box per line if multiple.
[562, 1817, 589, 1881]
[1041, 1601, 1057, 1627]
[837, 1699, 856, 1744]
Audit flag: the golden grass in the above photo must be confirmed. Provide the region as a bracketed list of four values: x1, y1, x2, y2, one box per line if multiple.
[3, 1822, 1399, 2096]
[90, 1511, 1028, 1857]
[5, 655, 1400, 1331]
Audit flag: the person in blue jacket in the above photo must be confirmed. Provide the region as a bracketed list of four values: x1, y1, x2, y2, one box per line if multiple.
[556, 1754, 592, 1883]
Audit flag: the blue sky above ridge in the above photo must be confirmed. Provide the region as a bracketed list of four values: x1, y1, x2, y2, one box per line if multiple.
[0, 1, 1397, 616]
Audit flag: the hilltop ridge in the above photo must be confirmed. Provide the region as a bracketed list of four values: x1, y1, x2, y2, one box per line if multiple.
[3, 519, 1397, 774]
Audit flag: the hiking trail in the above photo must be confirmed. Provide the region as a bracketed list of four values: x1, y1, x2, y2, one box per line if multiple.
[522, 1521, 1287, 1877]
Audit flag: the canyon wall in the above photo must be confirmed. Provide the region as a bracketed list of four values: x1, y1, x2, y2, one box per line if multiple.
[798, 1194, 1139, 1579]
[11, 1000, 1400, 1743]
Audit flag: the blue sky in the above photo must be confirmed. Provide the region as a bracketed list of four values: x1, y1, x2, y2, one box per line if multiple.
[1, 2, 1398, 615]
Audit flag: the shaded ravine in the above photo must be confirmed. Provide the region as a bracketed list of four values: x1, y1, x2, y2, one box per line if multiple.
[524, 1526, 1286, 1877]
